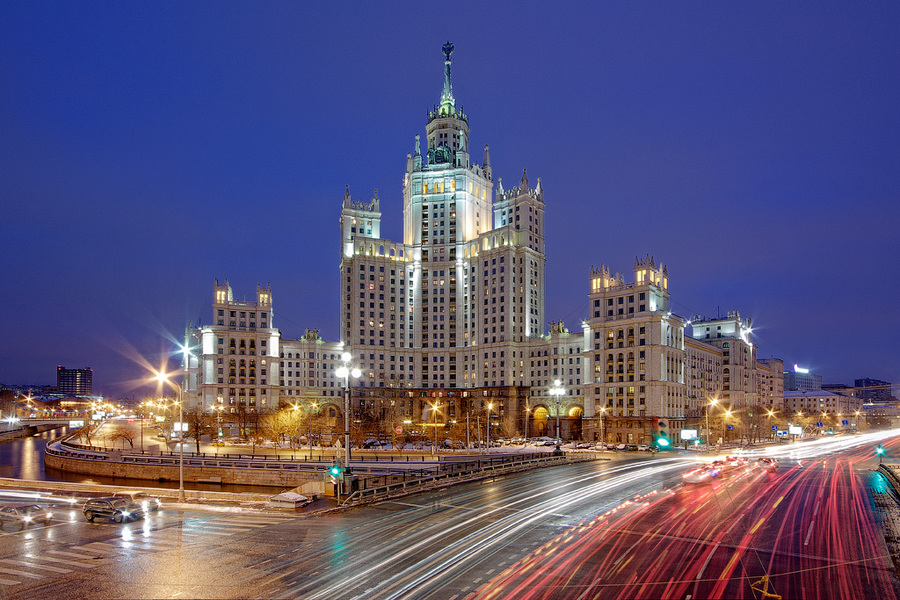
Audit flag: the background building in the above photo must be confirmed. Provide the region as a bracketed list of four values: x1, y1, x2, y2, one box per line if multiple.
[784, 364, 823, 391]
[854, 378, 893, 403]
[56, 366, 92, 396]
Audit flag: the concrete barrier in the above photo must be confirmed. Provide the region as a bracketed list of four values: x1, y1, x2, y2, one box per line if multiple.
[45, 441, 326, 494]
[0, 476, 273, 503]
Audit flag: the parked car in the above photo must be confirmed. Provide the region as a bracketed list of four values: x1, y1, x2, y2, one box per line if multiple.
[0, 504, 53, 529]
[83, 498, 145, 523]
[637, 444, 650, 452]
[113, 491, 162, 512]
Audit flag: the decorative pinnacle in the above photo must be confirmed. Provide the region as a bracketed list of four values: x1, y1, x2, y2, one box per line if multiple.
[442, 41, 454, 61]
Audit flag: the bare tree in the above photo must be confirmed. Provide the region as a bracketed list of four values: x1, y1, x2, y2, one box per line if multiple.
[499, 413, 519, 439]
[108, 424, 135, 450]
[184, 408, 210, 453]
[73, 424, 95, 447]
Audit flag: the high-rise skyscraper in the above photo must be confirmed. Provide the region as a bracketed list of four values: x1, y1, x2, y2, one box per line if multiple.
[339, 42, 545, 391]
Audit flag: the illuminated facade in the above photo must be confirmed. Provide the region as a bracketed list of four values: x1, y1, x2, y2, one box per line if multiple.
[184, 280, 281, 413]
[583, 257, 689, 443]
[334, 42, 554, 432]
[689, 311, 757, 409]
[178, 44, 788, 446]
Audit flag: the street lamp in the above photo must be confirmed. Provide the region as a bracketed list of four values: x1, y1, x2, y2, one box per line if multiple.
[706, 397, 719, 452]
[335, 352, 361, 470]
[600, 406, 607, 447]
[429, 401, 442, 456]
[154, 370, 185, 502]
[723, 409, 732, 445]
[549, 379, 564, 448]
[308, 401, 319, 453]
[213, 404, 224, 454]
[485, 402, 493, 450]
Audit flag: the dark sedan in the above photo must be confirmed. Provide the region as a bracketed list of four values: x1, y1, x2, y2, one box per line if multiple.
[82, 497, 145, 523]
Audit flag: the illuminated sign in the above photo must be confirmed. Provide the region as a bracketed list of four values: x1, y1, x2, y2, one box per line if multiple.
[793, 364, 810, 374]
[680, 429, 698, 441]
[68, 420, 84, 428]
[788, 425, 803, 435]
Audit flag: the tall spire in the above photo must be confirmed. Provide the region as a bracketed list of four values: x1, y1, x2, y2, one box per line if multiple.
[440, 41, 455, 114]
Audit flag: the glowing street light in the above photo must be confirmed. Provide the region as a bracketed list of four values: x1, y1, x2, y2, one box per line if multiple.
[428, 401, 442, 456]
[335, 352, 361, 471]
[485, 402, 493, 450]
[153, 343, 193, 503]
[549, 380, 564, 448]
[154, 370, 185, 502]
[706, 397, 719, 452]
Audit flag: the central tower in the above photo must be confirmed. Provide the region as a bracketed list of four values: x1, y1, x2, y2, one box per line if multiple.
[340, 42, 545, 391]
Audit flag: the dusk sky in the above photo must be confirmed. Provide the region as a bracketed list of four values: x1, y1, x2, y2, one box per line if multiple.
[2, 3, 898, 398]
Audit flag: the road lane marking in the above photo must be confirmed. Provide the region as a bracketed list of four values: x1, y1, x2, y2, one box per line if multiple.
[33, 555, 100, 568]
[772, 495, 784, 509]
[696, 543, 719, 579]
[0, 559, 70, 574]
[804, 521, 815, 546]
[749, 518, 766, 535]
[0, 568, 42, 579]
[813, 500, 820, 516]
[47, 550, 103, 560]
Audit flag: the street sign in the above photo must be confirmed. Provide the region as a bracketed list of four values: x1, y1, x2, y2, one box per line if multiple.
[816, 421, 823, 427]
[727, 424, 734, 430]
[772, 425, 777, 430]
[841, 419, 849, 425]
[395, 425, 403, 434]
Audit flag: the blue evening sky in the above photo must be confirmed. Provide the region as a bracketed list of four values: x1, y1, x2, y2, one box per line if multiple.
[2, 3, 898, 398]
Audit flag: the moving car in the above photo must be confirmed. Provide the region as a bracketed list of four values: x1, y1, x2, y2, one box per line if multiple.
[0, 504, 53, 529]
[83, 498, 145, 523]
[682, 465, 721, 483]
[113, 491, 162, 512]
[757, 457, 778, 471]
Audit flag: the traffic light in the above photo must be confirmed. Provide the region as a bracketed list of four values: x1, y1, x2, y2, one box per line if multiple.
[877, 445, 885, 464]
[654, 419, 670, 450]
[329, 461, 343, 485]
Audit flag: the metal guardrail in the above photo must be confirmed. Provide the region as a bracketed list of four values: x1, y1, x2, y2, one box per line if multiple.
[50, 434, 602, 496]
[341, 453, 600, 506]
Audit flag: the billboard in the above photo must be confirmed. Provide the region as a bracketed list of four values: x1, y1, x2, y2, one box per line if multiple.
[680, 429, 698, 441]
[788, 425, 803, 435]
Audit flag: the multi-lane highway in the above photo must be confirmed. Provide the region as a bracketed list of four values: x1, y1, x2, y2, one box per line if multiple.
[1, 432, 899, 599]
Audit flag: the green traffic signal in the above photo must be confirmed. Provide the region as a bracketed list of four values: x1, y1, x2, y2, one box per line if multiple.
[876, 446, 885, 455]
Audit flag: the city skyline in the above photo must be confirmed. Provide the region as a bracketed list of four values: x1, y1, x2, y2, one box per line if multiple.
[2, 3, 898, 397]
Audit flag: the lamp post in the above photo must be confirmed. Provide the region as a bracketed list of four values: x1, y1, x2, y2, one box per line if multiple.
[723, 409, 732, 446]
[213, 404, 224, 455]
[549, 379, 564, 448]
[308, 401, 319, 454]
[155, 371, 185, 502]
[600, 406, 607, 447]
[429, 401, 441, 456]
[485, 402, 493, 450]
[335, 352, 361, 470]
[522, 404, 531, 441]
[706, 397, 719, 452]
